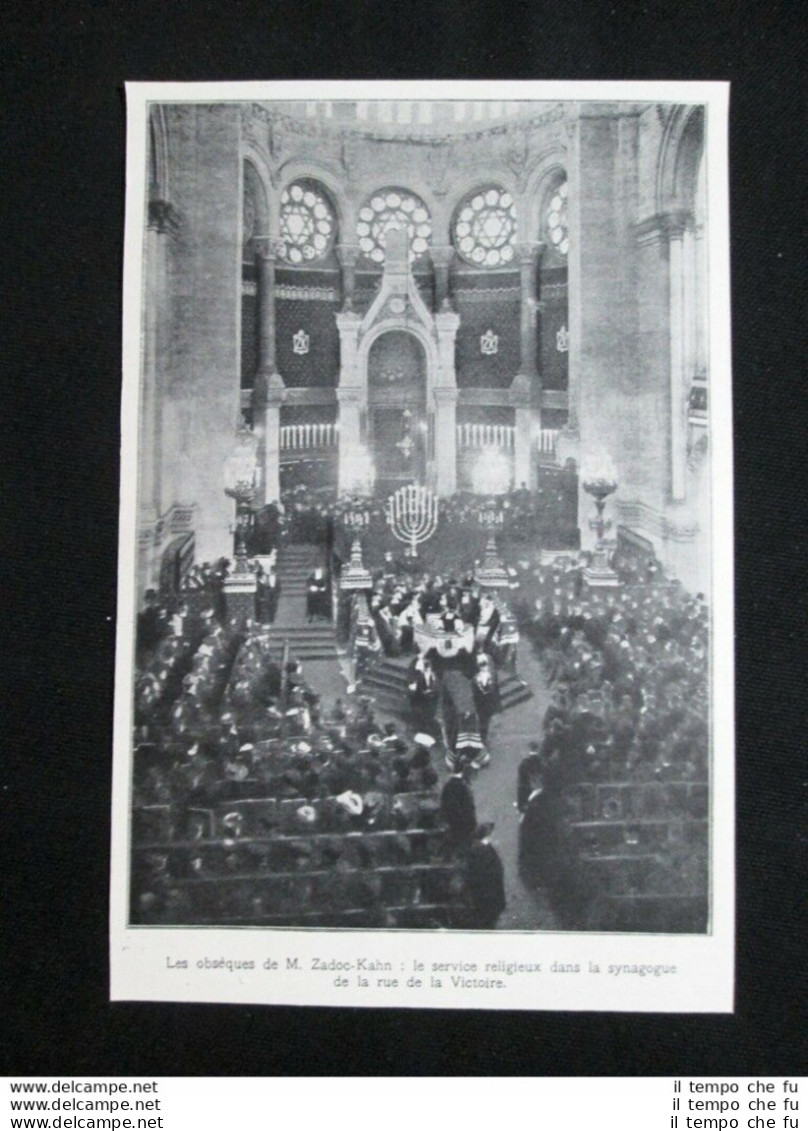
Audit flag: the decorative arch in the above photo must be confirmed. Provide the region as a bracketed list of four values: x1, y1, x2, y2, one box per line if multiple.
[656, 105, 705, 216]
[522, 146, 568, 238]
[276, 177, 338, 265]
[243, 157, 270, 242]
[240, 145, 274, 232]
[356, 319, 441, 393]
[354, 175, 443, 231]
[276, 159, 349, 235]
[355, 186, 433, 266]
[148, 105, 171, 201]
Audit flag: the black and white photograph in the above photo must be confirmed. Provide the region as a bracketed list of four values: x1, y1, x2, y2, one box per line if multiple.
[111, 81, 733, 1010]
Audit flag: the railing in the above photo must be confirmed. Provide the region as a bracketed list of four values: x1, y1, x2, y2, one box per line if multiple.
[536, 428, 559, 460]
[280, 423, 338, 451]
[456, 423, 515, 449]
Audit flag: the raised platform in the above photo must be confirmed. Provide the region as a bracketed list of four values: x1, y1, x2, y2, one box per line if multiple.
[358, 654, 532, 719]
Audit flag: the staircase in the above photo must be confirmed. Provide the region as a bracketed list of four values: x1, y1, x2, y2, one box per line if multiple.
[359, 656, 533, 719]
[267, 543, 338, 662]
[276, 543, 322, 600]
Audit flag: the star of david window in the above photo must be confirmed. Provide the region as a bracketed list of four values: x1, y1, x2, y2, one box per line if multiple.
[546, 179, 569, 257]
[356, 189, 432, 265]
[278, 180, 335, 265]
[453, 186, 517, 268]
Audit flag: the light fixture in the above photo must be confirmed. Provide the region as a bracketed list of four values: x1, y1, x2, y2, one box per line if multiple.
[223, 423, 259, 572]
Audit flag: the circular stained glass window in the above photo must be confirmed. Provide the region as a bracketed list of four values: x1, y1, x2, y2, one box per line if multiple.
[452, 186, 517, 268]
[279, 180, 336, 264]
[546, 179, 569, 257]
[356, 188, 432, 265]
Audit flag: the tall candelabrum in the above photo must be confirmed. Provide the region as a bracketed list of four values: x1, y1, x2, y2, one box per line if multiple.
[223, 424, 259, 574]
[582, 475, 617, 548]
[385, 484, 439, 558]
[342, 495, 371, 531]
[475, 503, 509, 589]
[581, 473, 620, 587]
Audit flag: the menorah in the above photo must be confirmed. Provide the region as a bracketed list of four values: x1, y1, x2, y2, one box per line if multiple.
[385, 484, 439, 558]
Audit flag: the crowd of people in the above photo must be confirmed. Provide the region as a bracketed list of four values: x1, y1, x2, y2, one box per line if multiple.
[133, 478, 709, 932]
[131, 598, 504, 928]
[499, 554, 710, 925]
[279, 472, 578, 563]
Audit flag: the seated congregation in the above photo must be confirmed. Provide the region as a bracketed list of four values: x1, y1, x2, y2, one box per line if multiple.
[132, 505, 709, 933]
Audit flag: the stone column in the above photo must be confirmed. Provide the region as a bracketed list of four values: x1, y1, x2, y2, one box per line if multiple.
[516, 242, 542, 389]
[138, 201, 178, 596]
[430, 246, 455, 311]
[337, 385, 367, 492]
[667, 212, 691, 503]
[433, 309, 460, 495]
[336, 243, 359, 311]
[253, 238, 286, 505]
[509, 373, 534, 490]
[255, 237, 283, 376]
[433, 387, 458, 495]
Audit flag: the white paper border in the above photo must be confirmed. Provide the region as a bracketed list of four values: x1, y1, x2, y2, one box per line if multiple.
[111, 79, 733, 1012]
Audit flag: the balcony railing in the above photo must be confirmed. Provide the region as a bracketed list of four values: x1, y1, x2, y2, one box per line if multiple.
[280, 423, 339, 451]
[456, 423, 515, 449]
[536, 429, 559, 460]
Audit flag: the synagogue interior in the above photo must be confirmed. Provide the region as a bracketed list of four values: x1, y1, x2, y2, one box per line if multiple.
[133, 98, 711, 933]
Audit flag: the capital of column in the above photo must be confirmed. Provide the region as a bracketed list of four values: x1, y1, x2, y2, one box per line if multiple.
[253, 369, 286, 404]
[254, 236, 286, 262]
[633, 210, 693, 246]
[147, 199, 181, 236]
[433, 386, 459, 406]
[434, 309, 461, 334]
[336, 243, 360, 267]
[509, 373, 532, 407]
[429, 245, 456, 269]
[516, 241, 544, 268]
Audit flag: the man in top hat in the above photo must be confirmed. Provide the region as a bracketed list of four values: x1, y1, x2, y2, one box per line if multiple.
[407, 654, 440, 738]
[471, 652, 501, 743]
[466, 823, 506, 929]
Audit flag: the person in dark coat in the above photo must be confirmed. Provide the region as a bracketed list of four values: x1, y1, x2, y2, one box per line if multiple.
[516, 742, 544, 814]
[474, 594, 501, 650]
[306, 567, 330, 622]
[518, 780, 562, 888]
[440, 764, 477, 850]
[466, 822, 506, 929]
[407, 655, 440, 737]
[471, 653, 501, 743]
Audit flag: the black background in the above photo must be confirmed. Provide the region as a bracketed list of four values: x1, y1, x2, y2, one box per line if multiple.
[3, 0, 805, 1076]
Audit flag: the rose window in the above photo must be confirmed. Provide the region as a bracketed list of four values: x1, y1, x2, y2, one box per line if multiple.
[546, 180, 569, 257]
[356, 189, 432, 264]
[278, 180, 335, 264]
[453, 186, 517, 268]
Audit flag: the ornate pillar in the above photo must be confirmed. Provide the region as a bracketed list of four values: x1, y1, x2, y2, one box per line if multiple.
[252, 238, 286, 505]
[337, 385, 368, 492]
[433, 387, 458, 495]
[140, 200, 179, 594]
[516, 242, 542, 385]
[335, 310, 365, 492]
[336, 243, 360, 311]
[434, 309, 461, 495]
[255, 237, 283, 377]
[510, 373, 534, 490]
[667, 211, 691, 503]
[430, 246, 455, 311]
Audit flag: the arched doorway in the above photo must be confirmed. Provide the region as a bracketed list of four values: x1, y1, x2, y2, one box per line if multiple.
[367, 330, 428, 495]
